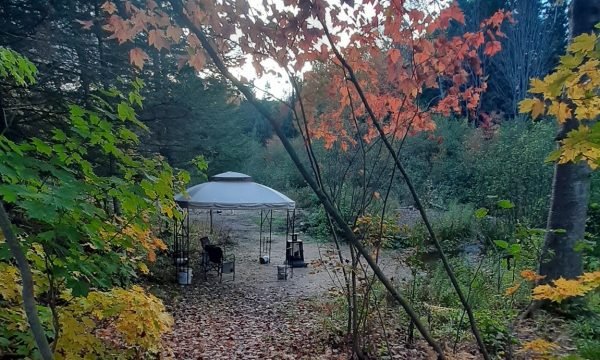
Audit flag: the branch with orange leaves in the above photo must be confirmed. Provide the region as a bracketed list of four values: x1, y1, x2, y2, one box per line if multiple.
[166, 1, 446, 358]
[318, 15, 492, 360]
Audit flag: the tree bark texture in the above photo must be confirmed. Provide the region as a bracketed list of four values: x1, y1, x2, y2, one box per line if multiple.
[539, 0, 600, 282]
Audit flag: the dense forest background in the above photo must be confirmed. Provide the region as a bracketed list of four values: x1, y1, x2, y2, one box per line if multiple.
[1, 0, 581, 225]
[2, 0, 600, 359]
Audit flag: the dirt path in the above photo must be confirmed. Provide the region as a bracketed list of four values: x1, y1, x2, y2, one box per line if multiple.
[159, 210, 415, 359]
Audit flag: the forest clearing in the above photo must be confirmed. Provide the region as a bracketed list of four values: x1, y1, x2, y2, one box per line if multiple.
[1, 0, 600, 359]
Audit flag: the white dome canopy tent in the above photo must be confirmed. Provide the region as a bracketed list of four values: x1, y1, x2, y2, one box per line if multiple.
[172, 172, 298, 283]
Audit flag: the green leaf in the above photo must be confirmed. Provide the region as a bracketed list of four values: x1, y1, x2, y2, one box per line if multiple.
[69, 105, 85, 118]
[0, 336, 10, 347]
[117, 102, 135, 121]
[574, 240, 594, 253]
[31, 138, 52, 156]
[67, 277, 90, 297]
[474, 208, 488, 219]
[507, 243, 521, 256]
[52, 129, 67, 142]
[497, 199, 514, 209]
[0, 185, 18, 203]
[494, 240, 509, 249]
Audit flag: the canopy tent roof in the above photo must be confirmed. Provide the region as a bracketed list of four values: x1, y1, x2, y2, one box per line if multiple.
[175, 172, 295, 210]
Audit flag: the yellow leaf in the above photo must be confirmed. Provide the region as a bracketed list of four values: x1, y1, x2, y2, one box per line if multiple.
[529, 78, 546, 95]
[560, 53, 584, 69]
[138, 262, 149, 274]
[532, 276, 591, 303]
[548, 101, 572, 123]
[519, 98, 545, 119]
[0, 263, 22, 303]
[505, 282, 521, 296]
[579, 271, 600, 287]
[518, 339, 559, 356]
[569, 33, 598, 54]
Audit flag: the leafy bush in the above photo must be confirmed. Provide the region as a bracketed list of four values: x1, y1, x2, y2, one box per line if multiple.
[475, 309, 514, 356]
[570, 315, 600, 360]
[306, 207, 332, 240]
[433, 202, 476, 248]
[402, 119, 555, 225]
[584, 203, 600, 271]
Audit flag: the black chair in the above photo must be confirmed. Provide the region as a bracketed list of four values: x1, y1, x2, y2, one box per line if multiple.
[202, 241, 235, 282]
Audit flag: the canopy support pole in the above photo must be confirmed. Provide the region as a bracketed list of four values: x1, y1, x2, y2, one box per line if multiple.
[259, 209, 264, 261]
[259, 209, 272, 263]
[174, 207, 190, 284]
[209, 209, 213, 234]
[269, 209, 273, 261]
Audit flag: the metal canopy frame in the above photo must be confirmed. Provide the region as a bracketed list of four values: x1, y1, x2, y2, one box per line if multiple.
[173, 208, 190, 279]
[259, 209, 273, 261]
[172, 205, 296, 283]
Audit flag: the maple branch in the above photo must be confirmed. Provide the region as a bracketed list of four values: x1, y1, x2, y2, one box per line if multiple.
[319, 16, 491, 360]
[287, 71, 325, 189]
[287, 72, 354, 343]
[167, 1, 445, 358]
[0, 201, 53, 360]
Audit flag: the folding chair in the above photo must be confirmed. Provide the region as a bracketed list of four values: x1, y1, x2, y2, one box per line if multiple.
[201, 239, 235, 282]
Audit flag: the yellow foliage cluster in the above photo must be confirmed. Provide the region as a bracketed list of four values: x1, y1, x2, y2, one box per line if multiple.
[122, 222, 167, 262]
[504, 269, 546, 296]
[520, 30, 600, 168]
[518, 338, 559, 359]
[354, 214, 400, 247]
[532, 271, 600, 303]
[0, 263, 22, 303]
[56, 285, 172, 359]
[100, 216, 167, 264]
[0, 261, 171, 358]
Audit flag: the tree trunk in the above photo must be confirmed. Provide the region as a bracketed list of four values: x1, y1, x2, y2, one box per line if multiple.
[539, 0, 600, 282]
[0, 202, 53, 359]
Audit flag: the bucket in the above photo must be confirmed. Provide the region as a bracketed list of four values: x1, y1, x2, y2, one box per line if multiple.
[277, 265, 287, 280]
[177, 268, 193, 285]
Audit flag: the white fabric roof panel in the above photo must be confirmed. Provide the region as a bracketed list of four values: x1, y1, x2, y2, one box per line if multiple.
[175, 172, 296, 210]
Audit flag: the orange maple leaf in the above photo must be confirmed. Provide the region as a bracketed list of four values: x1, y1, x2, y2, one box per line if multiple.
[146, 0, 158, 11]
[484, 40, 502, 56]
[75, 19, 94, 30]
[129, 48, 149, 69]
[166, 25, 183, 42]
[388, 49, 401, 64]
[101, 1, 117, 14]
[188, 51, 206, 71]
[520, 269, 545, 282]
[148, 29, 169, 51]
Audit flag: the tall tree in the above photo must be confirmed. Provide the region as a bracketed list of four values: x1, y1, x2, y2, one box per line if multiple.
[534, 0, 600, 282]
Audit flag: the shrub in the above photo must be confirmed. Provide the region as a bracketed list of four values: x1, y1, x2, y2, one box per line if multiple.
[433, 202, 476, 249]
